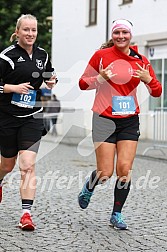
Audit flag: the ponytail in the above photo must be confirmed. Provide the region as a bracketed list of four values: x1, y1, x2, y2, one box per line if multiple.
[10, 32, 17, 42]
[100, 39, 114, 49]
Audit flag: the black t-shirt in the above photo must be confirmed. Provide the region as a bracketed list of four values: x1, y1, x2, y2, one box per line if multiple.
[0, 43, 55, 117]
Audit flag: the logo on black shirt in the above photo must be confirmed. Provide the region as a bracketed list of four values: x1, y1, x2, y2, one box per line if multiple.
[17, 56, 25, 62]
[36, 59, 43, 70]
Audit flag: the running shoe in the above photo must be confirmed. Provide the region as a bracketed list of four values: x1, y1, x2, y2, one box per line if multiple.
[78, 179, 93, 209]
[19, 213, 35, 231]
[110, 212, 128, 230]
[0, 186, 2, 203]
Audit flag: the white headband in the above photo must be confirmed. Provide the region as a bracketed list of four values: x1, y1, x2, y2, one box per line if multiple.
[111, 19, 133, 35]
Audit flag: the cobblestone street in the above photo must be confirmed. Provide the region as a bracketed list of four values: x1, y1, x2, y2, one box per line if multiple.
[0, 138, 167, 252]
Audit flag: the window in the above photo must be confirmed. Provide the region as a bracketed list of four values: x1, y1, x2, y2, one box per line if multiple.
[164, 59, 167, 107]
[149, 58, 167, 110]
[88, 0, 97, 26]
[148, 44, 167, 110]
[149, 59, 162, 110]
[123, 0, 133, 4]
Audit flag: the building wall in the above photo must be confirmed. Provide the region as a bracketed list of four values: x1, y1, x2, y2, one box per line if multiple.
[52, 0, 167, 140]
[52, 0, 107, 113]
[109, 0, 167, 37]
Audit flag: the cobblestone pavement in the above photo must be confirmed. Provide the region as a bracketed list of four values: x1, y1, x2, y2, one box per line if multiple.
[0, 138, 167, 252]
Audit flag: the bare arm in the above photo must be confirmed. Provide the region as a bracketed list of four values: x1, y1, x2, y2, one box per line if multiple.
[3, 82, 34, 94]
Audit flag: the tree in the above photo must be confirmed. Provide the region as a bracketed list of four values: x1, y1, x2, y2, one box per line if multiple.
[0, 0, 52, 57]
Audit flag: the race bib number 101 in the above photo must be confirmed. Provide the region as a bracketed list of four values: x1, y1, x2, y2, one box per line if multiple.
[112, 96, 136, 115]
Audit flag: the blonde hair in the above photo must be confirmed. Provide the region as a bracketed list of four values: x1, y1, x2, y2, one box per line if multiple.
[10, 14, 37, 42]
[100, 39, 114, 49]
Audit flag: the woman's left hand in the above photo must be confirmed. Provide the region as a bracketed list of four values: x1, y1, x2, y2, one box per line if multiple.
[45, 75, 58, 89]
[133, 63, 152, 84]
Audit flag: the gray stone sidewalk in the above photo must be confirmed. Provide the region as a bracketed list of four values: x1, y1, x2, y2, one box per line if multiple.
[0, 136, 167, 251]
[136, 139, 167, 161]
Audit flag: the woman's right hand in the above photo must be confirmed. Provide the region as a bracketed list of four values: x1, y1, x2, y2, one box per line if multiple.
[4, 82, 34, 94]
[97, 62, 117, 84]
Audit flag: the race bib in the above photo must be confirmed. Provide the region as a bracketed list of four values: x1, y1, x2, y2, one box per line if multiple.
[11, 90, 37, 108]
[112, 96, 136, 115]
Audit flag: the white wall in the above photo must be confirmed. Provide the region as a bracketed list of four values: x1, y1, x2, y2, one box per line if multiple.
[109, 0, 167, 37]
[52, 0, 107, 111]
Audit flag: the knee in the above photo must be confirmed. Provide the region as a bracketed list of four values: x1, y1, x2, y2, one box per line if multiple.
[1, 164, 14, 174]
[117, 162, 132, 180]
[98, 170, 113, 182]
[19, 161, 34, 174]
[0, 159, 16, 174]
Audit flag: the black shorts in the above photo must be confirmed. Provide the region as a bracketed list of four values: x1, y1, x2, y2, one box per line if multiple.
[92, 113, 140, 143]
[0, 111, 44, 158]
